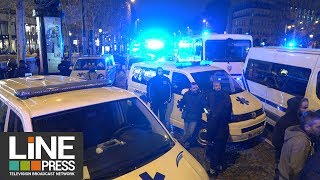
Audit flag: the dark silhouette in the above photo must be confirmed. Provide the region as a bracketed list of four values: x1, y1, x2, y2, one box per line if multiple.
[206, 81, 232, 176]
[58, 60, 71, 76]
[15, 60, 31, 78]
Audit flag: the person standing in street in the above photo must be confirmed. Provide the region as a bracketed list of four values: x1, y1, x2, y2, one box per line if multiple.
[15, 60, 31, 78]
[58, 59, 71, 76]
[272, 97, 309, 179]
[84, 63, 99, 80]
[206, 81, 232, 176]
[146, 67, 172, 127]
[113, 62, 127, 89]
[278, 111, 320, 180]
[179, 82, 206, 148]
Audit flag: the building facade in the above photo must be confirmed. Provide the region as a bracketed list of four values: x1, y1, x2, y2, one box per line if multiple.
[228, 0, 320, 46]
[0, 9, 38, 54]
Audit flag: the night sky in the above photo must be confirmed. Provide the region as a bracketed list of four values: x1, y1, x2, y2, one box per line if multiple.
[135, 0, 209, 31]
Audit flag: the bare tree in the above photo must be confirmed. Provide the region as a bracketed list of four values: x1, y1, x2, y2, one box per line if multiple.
[16, 0, 26, 62]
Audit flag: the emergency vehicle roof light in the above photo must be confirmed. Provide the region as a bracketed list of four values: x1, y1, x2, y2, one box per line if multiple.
[14, 80, 110, 99]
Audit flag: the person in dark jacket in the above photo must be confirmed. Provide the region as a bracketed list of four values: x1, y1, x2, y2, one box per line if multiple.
[272, 97, 309, 179]
[206, 81, 232, 176]
[300, 150, 320, 180]
[57, 59, 71, 76]
[179, 82, 206, 148]
[14, 60, 31, 78]
[146, 67, 172, 126]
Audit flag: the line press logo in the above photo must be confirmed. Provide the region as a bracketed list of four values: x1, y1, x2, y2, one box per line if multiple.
[0, 132, 83, 180]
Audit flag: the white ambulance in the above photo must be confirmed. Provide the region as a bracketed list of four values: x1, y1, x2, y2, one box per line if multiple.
[0, 76, 208, 179]
[243, 47, 320, 125]
[70, 55, 116, 83]
[128, 61, 266, 144]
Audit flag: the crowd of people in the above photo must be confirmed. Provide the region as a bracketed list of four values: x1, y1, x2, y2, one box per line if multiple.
[272, 97, 320, 180]
[144, 66, 320, 179]
[145, 67, 233, 177]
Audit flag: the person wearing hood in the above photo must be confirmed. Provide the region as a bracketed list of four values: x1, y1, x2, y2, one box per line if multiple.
[278, 111, 320, 180]
[206, 81, 232, 176]
[179, 82, 206, 148]
[272, 97, 309, 178]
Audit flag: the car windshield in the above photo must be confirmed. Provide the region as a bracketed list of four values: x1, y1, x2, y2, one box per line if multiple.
[191, 70, 243, 94]
[205, 40, 251, 62]
[31, 98, 174, 179]
[74, 58, 106, 70]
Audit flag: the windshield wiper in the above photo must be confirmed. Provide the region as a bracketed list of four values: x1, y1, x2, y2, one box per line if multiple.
[96, 139, 126, 154]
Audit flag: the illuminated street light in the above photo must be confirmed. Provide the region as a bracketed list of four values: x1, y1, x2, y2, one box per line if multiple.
[203, 19, 207, 23]
[287, 25, 292, 29]
[299, 21, 303, 24]
[310, 34, 314, 38]
[68, 31, 72, 36]
[130, 0, 135, 3]
[301, 27, 304, 30]
[316, 21, 319, 24]
[136, 18, 140, 21]
[292, 25, 295, 27]
[98, 28, 102, 33]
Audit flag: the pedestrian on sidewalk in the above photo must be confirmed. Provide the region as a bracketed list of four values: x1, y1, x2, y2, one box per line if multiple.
[206, 81, 232, 176]
[179, 82, 206, 149]
[278, 111, 320, 180]
[272, 97, 309, 179]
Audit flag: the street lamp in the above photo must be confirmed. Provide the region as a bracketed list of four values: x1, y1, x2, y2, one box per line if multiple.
[316, 21, 319, 24]
[202, 19, 207, 23]
[130, 0, 135, 3]
[310, 34, 314, 38]
[69, 31, 72, 37]
[98, 28, 102, 33]
[287, 25, 292, 29]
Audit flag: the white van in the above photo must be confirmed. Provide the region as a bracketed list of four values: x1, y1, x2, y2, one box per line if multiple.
[70, 55, 116, 83]
[128, 62, 266, 144]
[0, 76, 208, 179]
[243, 47, 320, 125]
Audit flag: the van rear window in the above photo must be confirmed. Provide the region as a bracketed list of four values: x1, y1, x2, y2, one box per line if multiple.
[245, 59, 311, 96]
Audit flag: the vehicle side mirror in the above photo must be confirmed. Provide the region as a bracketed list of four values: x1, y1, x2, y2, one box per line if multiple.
[181, 88, 189, 95]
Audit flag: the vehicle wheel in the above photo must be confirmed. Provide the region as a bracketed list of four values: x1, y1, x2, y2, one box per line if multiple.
[197, 123, 208, 146]
[97, 74, 105, 79]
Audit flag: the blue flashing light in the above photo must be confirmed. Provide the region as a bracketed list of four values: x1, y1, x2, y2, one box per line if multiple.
[146, 39, 164, 50]
[202, 30, 210, 36]
[287, 40, 297, 48]
[200, 60, 212, 66]
[132, 47, 140, 52]
[178, 40, 192, 48]
[175, 62, 192, 67]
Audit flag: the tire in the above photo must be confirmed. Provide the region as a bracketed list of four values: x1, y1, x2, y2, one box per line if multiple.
[197, 122, 208, 146]
[97, 74, 105, 79]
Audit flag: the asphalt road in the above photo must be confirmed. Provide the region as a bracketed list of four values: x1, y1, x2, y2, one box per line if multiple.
[173, 125, 276, 180]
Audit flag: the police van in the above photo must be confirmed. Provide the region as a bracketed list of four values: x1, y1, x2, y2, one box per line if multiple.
[128, 61, 266, 144]
[243, 47, 320, 125]
[0, 75, 208, 179]
[70, 55, 116, 83]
